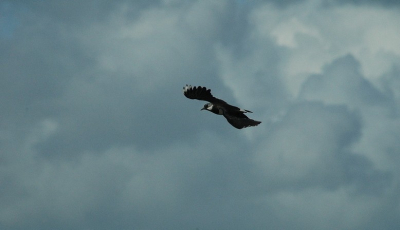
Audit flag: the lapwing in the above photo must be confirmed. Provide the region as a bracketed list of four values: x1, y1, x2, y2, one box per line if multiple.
[183, 84, 261, 129]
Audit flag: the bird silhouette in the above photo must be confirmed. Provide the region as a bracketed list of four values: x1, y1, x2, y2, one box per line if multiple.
[183, 85, 261, 129]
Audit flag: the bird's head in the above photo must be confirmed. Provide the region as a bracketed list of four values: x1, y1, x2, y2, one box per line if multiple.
[201, 103, 212, 111]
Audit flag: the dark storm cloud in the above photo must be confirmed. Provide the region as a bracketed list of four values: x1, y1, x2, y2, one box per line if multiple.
[299, 54, 391, 108]
[254, 101, 392, 194]
[0, 14, 93, 140]
[12, 0, 162, 24]
[24, 1, 249, 158]
[381, 65, 400, 107]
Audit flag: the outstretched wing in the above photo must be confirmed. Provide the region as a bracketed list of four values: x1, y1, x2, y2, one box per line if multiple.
[223, 113, 261, 129]
[183, 85, 226, 104]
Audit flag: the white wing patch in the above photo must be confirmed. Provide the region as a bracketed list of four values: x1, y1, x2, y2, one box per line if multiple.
[239, 108, 252, 113]
[183, 84, 192, 93]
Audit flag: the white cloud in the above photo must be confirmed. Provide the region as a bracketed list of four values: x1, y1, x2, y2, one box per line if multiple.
[248, 1, 400, 96]
[271, 17, 322, 48]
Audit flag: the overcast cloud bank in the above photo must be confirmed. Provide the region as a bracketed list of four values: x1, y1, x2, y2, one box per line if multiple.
[1, 0, 400, 229]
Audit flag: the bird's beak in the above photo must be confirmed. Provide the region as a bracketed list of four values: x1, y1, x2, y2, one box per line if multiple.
[200, 108, 205, 111]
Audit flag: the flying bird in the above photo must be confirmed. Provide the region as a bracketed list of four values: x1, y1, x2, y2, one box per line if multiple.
[183, 84, 261, 129]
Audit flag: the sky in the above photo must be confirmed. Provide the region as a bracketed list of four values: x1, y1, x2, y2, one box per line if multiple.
[1, 0, 400, 229]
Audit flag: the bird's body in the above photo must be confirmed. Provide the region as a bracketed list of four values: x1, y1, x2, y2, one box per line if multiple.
[183, 85, 261, 129]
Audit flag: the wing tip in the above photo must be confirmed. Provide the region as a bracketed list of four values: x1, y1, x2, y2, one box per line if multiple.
[183, 84, 192, 93]
[183, 84, 211, 98]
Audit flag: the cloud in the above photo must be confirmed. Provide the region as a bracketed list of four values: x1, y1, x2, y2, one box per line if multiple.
[254, 101, 392, 194]
[299, 54, 390, 108]
[331, 0, 400, 7]
[12, 0, 163, 25]
[1, 0, 400, 230]
[10, 1, 241, 157]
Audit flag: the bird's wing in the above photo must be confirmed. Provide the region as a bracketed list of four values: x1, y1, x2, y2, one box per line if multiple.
[223, 113, 261, 129]
[183, 85, 226, 104]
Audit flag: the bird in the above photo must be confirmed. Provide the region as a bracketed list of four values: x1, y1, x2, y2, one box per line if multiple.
[183, 84, 261, 129]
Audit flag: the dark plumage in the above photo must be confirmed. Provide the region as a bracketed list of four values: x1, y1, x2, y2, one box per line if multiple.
[183, 84, 261, 129]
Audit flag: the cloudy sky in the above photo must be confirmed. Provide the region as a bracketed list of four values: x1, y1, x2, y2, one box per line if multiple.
[1, 0, 400, 229]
